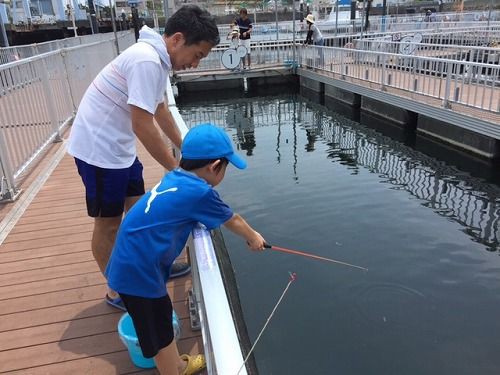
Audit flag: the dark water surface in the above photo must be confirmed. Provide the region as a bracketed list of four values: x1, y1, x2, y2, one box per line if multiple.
[179, 94, 500, 375]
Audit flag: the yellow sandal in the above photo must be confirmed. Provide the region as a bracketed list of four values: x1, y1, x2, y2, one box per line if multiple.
[180, 354, 206, 375]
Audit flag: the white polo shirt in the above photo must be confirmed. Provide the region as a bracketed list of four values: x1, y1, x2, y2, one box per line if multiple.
[68, 27, 171, 169]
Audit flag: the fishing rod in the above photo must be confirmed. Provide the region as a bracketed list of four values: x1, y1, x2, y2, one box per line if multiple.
[264, 243, 368, 271]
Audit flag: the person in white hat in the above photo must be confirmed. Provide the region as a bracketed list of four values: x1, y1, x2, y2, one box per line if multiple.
[304, 14, 323, 46]
[304, 14, 325, 65]
[227, 25, 240, 50]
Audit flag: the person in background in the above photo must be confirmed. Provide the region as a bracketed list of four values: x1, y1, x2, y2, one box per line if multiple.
[304, 14, 324, 66]
[227, 25, 240, 49]
[106, 123, 267, 374]
[234, 8, 252, 69]
[67, 5, 220, 312]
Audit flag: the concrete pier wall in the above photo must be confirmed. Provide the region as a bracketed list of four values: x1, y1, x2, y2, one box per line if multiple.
[417, 115, 500, 159]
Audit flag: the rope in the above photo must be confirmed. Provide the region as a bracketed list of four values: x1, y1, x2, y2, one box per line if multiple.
[237, 272, 297, 375]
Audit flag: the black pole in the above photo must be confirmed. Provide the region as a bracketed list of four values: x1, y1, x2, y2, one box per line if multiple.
[364, 0, 371, 31]
[131, 5, 139, 41]
[88, 0, 99, 33]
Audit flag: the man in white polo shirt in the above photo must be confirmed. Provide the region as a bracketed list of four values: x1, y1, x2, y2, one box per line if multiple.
[67, 5, 220, 311]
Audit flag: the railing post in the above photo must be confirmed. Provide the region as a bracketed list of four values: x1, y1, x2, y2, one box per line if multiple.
[442, 61, 453, 109]
[60, 49, 77, 112]
[40, 59, 62, 143]
[381, 54, 387, 91]
[0, 131, 19, 202]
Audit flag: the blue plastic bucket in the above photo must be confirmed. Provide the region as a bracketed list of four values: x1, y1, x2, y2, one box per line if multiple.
[118, 313, 155, 368]
[118, 311, 182, 369]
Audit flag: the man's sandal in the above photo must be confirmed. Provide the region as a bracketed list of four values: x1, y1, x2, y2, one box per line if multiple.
[180, 354, 206, 375]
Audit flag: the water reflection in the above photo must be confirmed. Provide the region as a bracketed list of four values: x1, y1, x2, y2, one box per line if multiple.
[226, 102, 256, 156]
[180, 95, 500, 252]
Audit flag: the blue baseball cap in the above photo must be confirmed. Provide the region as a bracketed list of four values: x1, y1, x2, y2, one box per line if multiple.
[181, 123, 247, 170]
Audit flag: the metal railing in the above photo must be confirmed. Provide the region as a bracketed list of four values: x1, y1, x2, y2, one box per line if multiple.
[188, 39, 296, 72]
[166, 78, 250, 374]
[298, 45, 500, 114]
[353, 40, 500, 64]
[0, 31, 133, 65]
[0, 32, 135, 201]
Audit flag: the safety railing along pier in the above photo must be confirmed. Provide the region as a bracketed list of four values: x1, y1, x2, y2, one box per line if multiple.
[0, 32, 135, 201]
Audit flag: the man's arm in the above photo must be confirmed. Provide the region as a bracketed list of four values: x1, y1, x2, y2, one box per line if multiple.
[131, 104, 178, 171]
[154, 102, 182, 149]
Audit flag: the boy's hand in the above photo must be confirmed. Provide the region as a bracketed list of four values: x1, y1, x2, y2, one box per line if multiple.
[246, 231, 266, 252]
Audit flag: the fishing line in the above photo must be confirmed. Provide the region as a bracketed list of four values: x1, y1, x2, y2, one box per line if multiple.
[265, 243, 368, 271]
[237, 272, 297, 375]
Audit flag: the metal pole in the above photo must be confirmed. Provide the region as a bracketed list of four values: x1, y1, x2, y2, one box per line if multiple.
[360, 0, 366, 39]
[109, 0, 119, 55]
[275, 0, 279, 40]
[163, 0, 169, 24]
[292, 0, 296, 64]
[487, 0, 492, 29]
[334, 0, 338, 37]
[382, 0, 386, 32]
[0, 4, 9, 47]
[69, 1, 78, 37]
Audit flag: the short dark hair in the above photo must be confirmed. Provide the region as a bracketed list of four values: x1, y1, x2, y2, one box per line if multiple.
[239, 8, 248, 15]
[164, 5, 220, 46]
[180, 157, 228, 172]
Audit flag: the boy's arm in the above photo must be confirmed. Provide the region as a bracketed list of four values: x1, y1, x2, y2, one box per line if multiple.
[154, 102, 183, 149]
[131, 105, 178, 171]
[223, 213, 266, 251]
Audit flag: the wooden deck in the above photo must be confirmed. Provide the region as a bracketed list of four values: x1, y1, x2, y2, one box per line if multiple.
[0, 130, 204, 374]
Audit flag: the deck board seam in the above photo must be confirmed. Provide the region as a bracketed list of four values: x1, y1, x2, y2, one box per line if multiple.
[0, 141, 68, 246]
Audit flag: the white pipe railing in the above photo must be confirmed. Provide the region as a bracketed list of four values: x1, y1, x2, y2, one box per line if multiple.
[166, 79, 249, 375]
[0, 32, 135, 201]
[0, 31, 133, 65]
[298, 45, 500, 114]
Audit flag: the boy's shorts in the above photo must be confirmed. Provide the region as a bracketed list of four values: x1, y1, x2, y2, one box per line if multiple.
[120, 293, 174, 358]
[74, 157, 145, 217]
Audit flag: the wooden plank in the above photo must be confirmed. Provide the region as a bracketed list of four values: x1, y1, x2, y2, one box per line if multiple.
[0, 284, 108, 315]
[6, 339, 203, 374]
[0, 272, 105, 300]
[0, 300, 190, 332]
[7, 351, 146, 375]
[0, 332, 125, 373]
[0, 313, 121, 351]
[0, 260, 98, 287]
[0, 231, 92, 253]
[0, 251, 94, 275]
[8, 216, 92, 235]
[0, 273, 192, 304]
[3, 223, 94, 243]
[0, 241, 90, 263]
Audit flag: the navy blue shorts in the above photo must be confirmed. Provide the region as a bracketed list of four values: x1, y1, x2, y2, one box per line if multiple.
[119, 293, 174, 358]
[74, 157, 145, 217]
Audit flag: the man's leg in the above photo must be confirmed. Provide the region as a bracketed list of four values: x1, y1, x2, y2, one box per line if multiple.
[92, 216, 122, 299]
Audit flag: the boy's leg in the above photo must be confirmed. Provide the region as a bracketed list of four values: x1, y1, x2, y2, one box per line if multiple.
[120, 293, 205, 375]
[154, 341, 185, 374]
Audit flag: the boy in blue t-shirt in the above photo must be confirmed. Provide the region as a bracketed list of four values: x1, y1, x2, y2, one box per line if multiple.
[105, 123, 266, 374]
